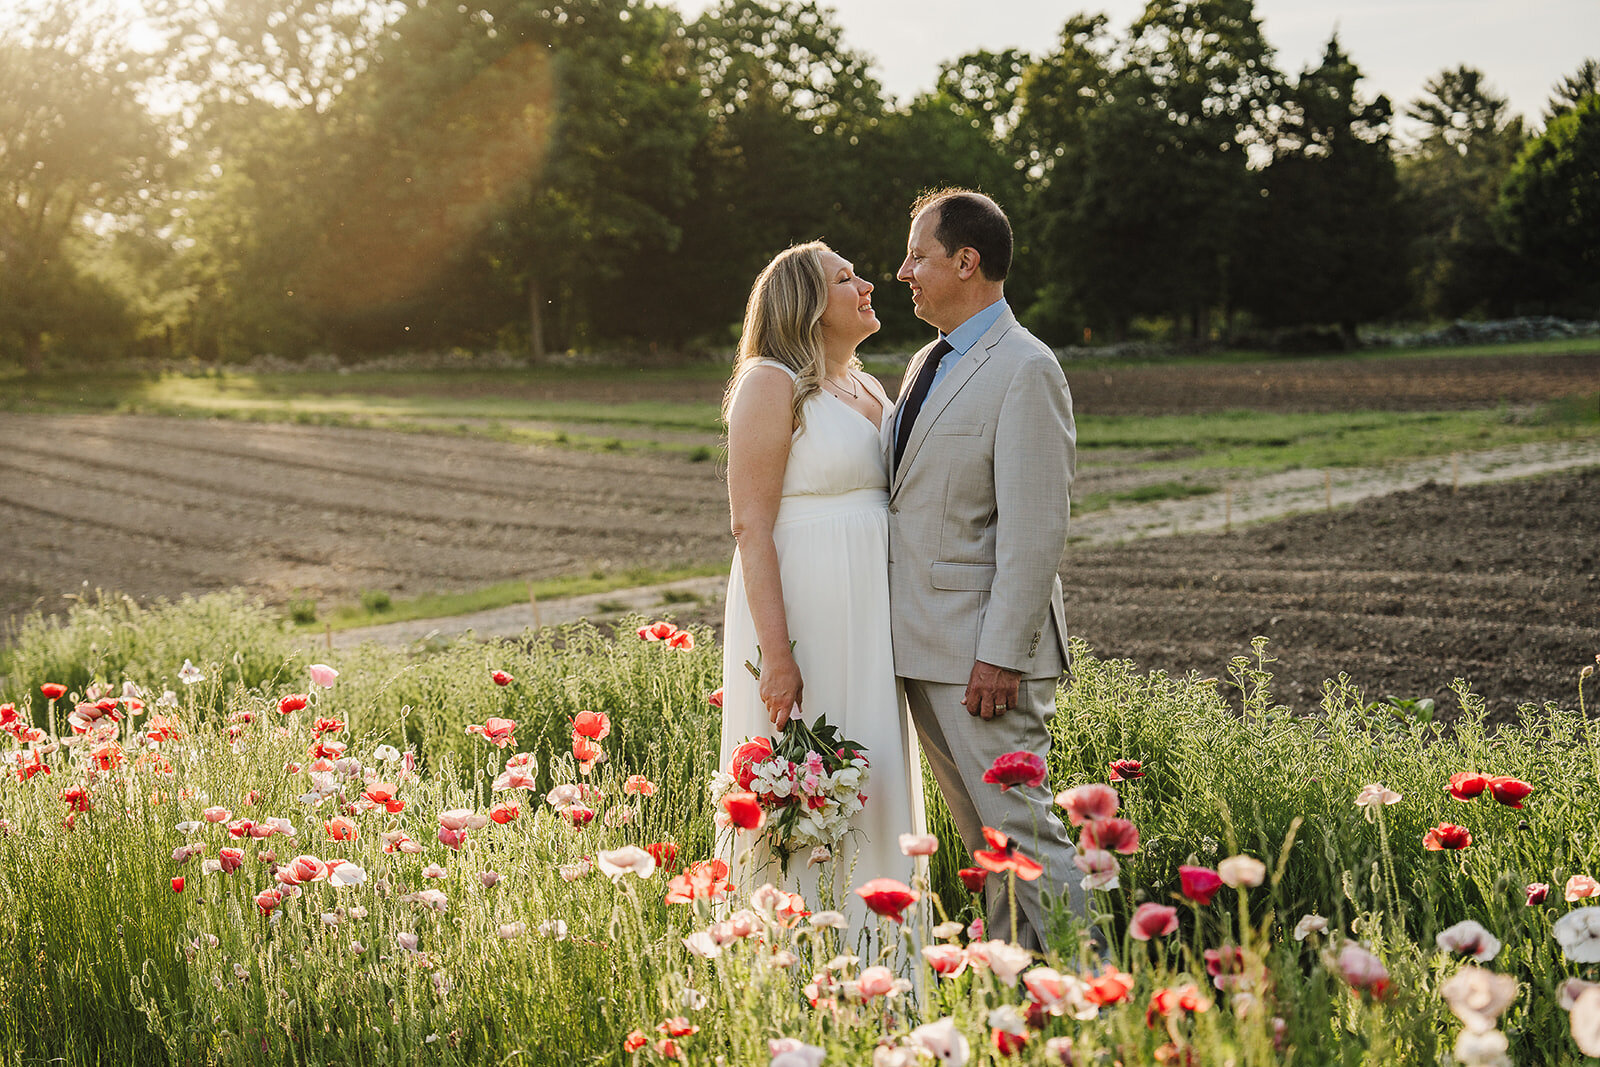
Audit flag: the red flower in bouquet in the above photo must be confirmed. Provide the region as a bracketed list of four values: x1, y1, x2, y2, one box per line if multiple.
[728, 737, 774, 790]
[1423, 823, 1472, 850]
[856, 877, 919, 923]
[983, 751, 1047, 791]
[974, 826, 1044, 881]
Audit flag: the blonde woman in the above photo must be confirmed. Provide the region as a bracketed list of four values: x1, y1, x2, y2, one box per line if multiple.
[717, 241, 925, 939]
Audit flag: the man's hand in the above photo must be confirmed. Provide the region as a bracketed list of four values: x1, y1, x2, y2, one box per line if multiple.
[962, 660, 1021, 719]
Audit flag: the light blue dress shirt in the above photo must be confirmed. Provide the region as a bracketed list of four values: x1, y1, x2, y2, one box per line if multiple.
[894, 298, 1009, 446]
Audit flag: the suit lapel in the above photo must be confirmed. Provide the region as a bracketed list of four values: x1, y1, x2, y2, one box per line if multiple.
[890, 308, 1019, 497]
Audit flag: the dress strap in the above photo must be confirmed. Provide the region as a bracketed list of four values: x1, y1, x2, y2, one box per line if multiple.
[752, 359, 800, 380]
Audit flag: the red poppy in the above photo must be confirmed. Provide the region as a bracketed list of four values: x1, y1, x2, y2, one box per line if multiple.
[278, 694, 308, 715]
[646, 841, 679, 870]
[466, 717, 517, 748]
[572, 711, 611, 741]
[624, 775, 657, 796]
[637, 621, 677, 642]
[41, 683, 67, 701]
[1145, 984, 1207, 1027]
[17, 749, 50, 782]
[312, 717, 345, 737]
[973, 826, 1044, 881]
[982, 751, 1048, 791]
[1109, 759, 1144, 782]
[60, 786, 92, 812]
[490, 801, 520, 824]
[623, 1030, 648, 1053]
[491, 670, 513, 686]
[362, 782, 405, 813]
[1179, 865, 1224, 905]
[707, 688, 724, 708]
[572, 735, 604, 771]
[171, 876, 185, 893]
[1447, 771, 1489, 800]
[564, 806, 596, 828]
[1084, 965, 1134, 1006]
[1488, 775, 1533, 808]
[721, 791, 766, 831]
[663, 859, 732, 905]
[218, 847, 244, 873]
[1423, 823, 1472, 850]
[1081, 816, 1140, 855]
[728, 737, 774, 790]
[255, 887, 283, 915]
[992, 1029, 1027, 1056]
[958, 866, 989, 893]
[667, 630, 695, 650]
[856, 877, 920, 923]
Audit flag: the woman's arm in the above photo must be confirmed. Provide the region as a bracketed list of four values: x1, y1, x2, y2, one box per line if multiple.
[726, 366, 803, 730]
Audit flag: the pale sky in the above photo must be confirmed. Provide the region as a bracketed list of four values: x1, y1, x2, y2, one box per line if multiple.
[669, 0, 1598, 131]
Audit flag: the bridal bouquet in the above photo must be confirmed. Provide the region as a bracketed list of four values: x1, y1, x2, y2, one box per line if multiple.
[709, 714, 870, 870]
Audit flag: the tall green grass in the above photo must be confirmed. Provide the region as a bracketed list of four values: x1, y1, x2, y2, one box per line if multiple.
[1, 595, 1596, 1065]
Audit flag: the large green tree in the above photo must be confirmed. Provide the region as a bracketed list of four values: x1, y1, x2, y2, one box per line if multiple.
[1498, 94, 1600, 312]
[1235, 36, 1407, 343]
[1398, 66, 1526, 317]
[0, 1, 165, 371]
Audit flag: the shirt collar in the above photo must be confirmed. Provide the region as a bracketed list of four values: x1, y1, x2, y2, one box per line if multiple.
[940, 298, 1008, 357]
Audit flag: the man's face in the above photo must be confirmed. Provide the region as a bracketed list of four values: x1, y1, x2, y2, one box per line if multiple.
[896, 208, 963, 333]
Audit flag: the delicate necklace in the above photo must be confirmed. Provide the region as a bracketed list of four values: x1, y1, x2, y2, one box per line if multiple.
[825, 372, 859, 400]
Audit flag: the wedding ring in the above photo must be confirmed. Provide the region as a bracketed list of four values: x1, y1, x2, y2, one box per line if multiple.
[995, 703, 1009, 711]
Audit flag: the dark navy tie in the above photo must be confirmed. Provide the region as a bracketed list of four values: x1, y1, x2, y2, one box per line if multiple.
[893, 338, 954, 472]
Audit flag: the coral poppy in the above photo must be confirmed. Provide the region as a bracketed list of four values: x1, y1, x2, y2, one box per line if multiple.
[1084, 966, 1134, 1006]
[466, 717, 517, 748]
[1179, 865, 1224, 905]
[982, 751, 1047, 791]
[362, 782, 405, 813]
[856, 878, 920, 923]
[663, 859, 732, 905]
[323, 815, 358, 841]
[624, 775, 657, 796]
[1080, 816, 1140, 855]
[572, 735, 604, 771]
[572, 711, 611, 740]
[490, 801, 520, 824]
[707, 688, 724, 708]
[1423, 823, 1473, 851]
[974, 826, 1044, 881]
[637, 621, 677, 641]
[667, 630, 695, 650]
[1056, 783, 1119, 826]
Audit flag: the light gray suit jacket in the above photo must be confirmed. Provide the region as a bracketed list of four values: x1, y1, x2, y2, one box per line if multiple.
[886, 306, 1076, 685]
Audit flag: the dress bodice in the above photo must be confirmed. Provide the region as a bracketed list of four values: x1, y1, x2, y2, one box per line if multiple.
[745, 361, 889, 500]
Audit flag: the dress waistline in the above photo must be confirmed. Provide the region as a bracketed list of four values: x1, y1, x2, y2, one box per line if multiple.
[774, 486, 888, 525]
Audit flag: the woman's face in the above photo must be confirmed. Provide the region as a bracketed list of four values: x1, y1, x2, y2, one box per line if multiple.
[817, 251, 879, 347]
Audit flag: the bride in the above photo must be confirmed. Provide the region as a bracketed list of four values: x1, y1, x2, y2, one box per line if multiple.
[716, 241, 926, 943]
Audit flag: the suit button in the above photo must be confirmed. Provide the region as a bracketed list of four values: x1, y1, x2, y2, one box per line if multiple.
[888, 504, 898, 514]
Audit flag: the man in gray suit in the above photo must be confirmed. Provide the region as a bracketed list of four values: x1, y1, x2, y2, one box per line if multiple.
[886, 188, 1085, 951]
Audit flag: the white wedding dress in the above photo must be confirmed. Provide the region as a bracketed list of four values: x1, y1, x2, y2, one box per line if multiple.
[717, 361, 926, 948]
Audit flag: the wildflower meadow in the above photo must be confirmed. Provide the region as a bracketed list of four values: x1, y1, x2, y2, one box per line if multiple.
[1, 592, 1598, 1066]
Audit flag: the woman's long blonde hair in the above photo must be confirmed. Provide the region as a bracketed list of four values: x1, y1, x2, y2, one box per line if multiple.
[722, 240, 847, 431]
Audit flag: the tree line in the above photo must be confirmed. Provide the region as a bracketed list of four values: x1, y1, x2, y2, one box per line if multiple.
[2, 0, 1595, 372]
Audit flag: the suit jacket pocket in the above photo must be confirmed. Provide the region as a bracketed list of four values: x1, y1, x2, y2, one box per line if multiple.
[933, 421, 986, 437]
[930, 561, 997, 591]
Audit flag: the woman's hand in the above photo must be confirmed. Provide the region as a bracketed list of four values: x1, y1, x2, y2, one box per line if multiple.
[760, 654, 803, 731]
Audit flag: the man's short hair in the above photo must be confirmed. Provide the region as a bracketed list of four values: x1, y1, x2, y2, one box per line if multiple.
[910, 188, 1012, 281]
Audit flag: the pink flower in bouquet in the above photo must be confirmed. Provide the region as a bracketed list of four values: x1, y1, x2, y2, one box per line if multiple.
[983, 751, 1047, 791]
[1179, 865, 1224, 905]
[1057, 783, 1119, 826]
[1130, 902, 1179, 940]
[857, 878, 919, 923]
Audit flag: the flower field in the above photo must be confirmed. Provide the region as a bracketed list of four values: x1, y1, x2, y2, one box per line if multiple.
[1, 593, 1598, 1066]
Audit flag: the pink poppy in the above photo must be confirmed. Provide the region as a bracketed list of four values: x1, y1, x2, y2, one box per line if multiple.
[857, 965, 896, 999]
[1057, 783, 1119, 826]
[1526, 882, 1551, 905]
[707, 688, 724, 708]
[1566, 875, 1600, 902]
[307, 664, 338, 689]
[203, 806, 232, 823]
[1109, 759, 1144, 782]
[287, 855, 328, 883]
[856, 878, 919, 923]
[1423, 823, 1473, 851]
[922, 944, 968, 977]
[1080, 816, 1140, 855]
[973, 826, 1044, 881]
[438, 825, 468, 850]
[1179, 865, 1224, 905]
[637, 621, 677, 641]
[982, 751, 1047, 791]
[1488, 775, 1533, 808]
[899, 833, 940, 856]
[1129, 902, 1179, 940]
[492, 765, 538, 791]
[1336, 942, 1390, 999]
[255, 887, 284, 914]
[218, 847, 244, 873]
[362, 782, 405, 813]
[466, 717, 517, 748]
[1448, 772, 1490, 800]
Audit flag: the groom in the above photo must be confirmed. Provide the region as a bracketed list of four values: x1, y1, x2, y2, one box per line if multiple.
[886, 188, 1085, 951]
